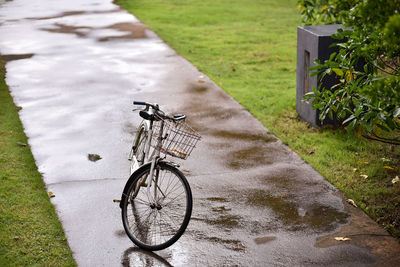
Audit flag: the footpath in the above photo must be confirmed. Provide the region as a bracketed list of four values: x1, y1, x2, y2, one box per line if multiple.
[0, 0, 399, 266]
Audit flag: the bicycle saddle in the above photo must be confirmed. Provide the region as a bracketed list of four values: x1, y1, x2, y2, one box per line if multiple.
[139, 109, 164, 121]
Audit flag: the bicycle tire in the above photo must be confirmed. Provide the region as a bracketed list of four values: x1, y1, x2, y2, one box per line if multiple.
[129, 122, 148, 174]
[121, 162, 193, 251]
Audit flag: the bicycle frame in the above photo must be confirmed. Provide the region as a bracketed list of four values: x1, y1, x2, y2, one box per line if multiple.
[132, 117, 165, 197]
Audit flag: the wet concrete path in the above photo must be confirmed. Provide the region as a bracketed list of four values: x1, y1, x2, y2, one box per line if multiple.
[1, 0, 400, 266]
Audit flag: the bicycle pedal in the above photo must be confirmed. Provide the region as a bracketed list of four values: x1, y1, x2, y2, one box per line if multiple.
[140, 181, 148, 187]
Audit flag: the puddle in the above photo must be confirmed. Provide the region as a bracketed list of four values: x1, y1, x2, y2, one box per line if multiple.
[206, 197, 229, 202]
[121, 247, 172, 267]
[190, 230, 246, 251]
[205, 129, 280, 170]
[99, 22, 148, 41]
[28, 11, 86, 20]
[211, 206, 232, 213]
[179, 98, 240, 123]
[247, 189, 349, 233]
[261, 172, 334, 197]
[189, 85, 209, 94]
[211, 130, 276, 143]
[1, 53, 35, 62]
[191, 107, 240, 121]
[202, 236, 246, 251]
[27, 9, 120, 21]
[227, 145, 277, 170]
[41, 23, 91, 37]
[40, 21, 147, 41]
[203, 214, 241, 228]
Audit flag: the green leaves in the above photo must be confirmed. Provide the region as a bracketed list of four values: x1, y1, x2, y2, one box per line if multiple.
[332, 68, 344, 76]
[299, 0, 400, 144]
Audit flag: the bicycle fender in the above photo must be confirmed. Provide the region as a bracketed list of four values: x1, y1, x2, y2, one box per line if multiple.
[120, 163, 151, 209]
[140, 120, 150, 132]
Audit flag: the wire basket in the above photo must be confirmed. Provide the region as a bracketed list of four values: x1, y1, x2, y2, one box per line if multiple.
[151, 119, 201, 160]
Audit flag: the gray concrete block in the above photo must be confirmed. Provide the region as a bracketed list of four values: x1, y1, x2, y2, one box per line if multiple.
[296, 24, 345, 126]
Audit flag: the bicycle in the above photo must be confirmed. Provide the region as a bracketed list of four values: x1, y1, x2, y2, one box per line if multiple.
[119, 101, 201, 251]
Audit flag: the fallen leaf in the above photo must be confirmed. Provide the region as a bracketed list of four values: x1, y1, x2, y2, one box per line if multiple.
[198, 75, 205, 79]
[48, 191, 55, 198]
[384, 166, 395, 171]
[334, 237, 351, 241]
[356, 161, 368, 165]
[360, 174, 368, 179]
[353, 168, 359, 172]
[88, 154, 102, 162]
[392, 176, 399, 184]
[196, 79, 205, 83]
[346, 199, 357, 207]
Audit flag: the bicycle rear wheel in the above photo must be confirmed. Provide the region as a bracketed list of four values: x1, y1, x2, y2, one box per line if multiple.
[121, 162, 192, 251]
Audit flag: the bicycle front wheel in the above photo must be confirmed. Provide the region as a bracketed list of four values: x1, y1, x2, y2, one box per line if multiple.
[121, 162, 193, 251]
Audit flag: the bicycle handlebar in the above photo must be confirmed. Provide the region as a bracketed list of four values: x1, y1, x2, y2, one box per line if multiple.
[133, 101, 159, 111]
[133, 101, 147, 106]
[133, 100, 186, 122]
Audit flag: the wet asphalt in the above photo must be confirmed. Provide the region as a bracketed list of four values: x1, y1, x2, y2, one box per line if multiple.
[1, 0, 400, 266]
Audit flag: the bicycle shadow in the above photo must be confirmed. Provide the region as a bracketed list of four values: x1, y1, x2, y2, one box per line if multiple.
[121, 247, 173, 267]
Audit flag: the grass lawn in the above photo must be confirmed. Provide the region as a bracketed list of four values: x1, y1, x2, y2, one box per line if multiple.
[0, 57, 76, 266]
[116, 0, 400, 239]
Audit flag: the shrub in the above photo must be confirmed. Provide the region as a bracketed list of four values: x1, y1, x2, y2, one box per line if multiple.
[299, 0, 400, 144]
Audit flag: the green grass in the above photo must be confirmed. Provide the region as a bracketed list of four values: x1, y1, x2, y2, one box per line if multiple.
[117, 0, 400, 239]
[0, 57, 76, 266]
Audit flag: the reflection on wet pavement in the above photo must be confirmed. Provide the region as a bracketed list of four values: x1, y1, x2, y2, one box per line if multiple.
[247, 189, 348, 232]
[121, 247, 173, 267]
